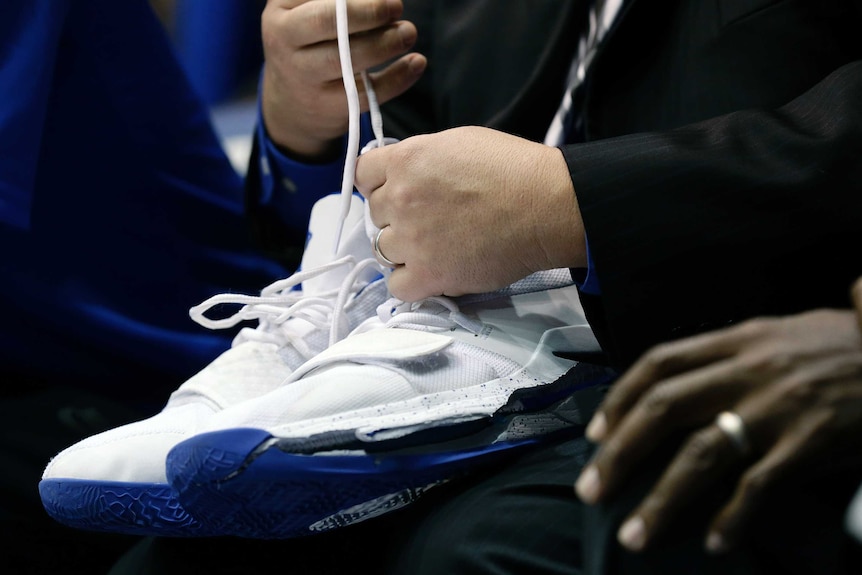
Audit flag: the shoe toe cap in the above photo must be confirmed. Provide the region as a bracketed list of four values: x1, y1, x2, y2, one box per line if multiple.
[42, 403, 215, 484]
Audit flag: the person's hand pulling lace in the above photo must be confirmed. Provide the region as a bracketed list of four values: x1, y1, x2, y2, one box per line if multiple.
[354, 126, 587, 301]
[261, 0, 425, 160]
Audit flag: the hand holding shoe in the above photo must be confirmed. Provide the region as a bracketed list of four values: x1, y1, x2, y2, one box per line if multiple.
[355, 126, 587, 301]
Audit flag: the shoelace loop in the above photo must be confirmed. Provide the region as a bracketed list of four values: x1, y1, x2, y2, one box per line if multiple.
[377, 296, 485, 336]
[190, 256, 384, 360]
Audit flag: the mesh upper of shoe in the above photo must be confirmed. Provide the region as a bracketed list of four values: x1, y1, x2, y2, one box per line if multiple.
[194, 269, 600, 442]
[42, 195, 389, 484]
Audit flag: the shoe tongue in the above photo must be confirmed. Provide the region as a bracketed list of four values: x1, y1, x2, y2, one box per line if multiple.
[299, 193, 373, 296]
[169, 341, 299, 409]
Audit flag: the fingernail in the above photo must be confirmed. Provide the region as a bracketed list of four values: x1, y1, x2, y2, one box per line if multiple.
[585, 412, 607, 442]
[705, 532, 727, 554]
[618, 516, 647, 552]
[575, 465, 601, 504]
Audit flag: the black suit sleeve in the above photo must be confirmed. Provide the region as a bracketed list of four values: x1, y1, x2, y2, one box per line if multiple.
[565, 60, 862, 368]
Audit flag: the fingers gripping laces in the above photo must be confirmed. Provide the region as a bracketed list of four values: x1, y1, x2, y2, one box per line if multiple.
[362, 70, 386, 147]
[190, 257, 384, 359]
[376, 296, 485, 336]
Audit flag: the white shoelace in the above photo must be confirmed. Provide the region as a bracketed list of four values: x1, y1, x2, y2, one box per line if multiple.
[334, 0, 385, 250]
[187, 1, 391, 358]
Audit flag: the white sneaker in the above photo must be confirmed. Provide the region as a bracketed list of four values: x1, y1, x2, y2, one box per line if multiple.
[40, 0, 402, 536]
[38, 193, 388, 536]
[165, 269, 606, 539]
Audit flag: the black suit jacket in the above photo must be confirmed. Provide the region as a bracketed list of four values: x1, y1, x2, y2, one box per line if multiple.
[249, 0, 862, 369]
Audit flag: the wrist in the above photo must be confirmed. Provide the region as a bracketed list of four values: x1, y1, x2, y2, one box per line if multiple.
[261, 74, 342, 163]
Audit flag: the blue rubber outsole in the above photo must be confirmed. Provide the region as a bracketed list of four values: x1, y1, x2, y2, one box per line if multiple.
[166, 427, 541, 539]
[165, 363, 616, 539]
[38, 478, 212, 537]
[38, 362, 614, 538]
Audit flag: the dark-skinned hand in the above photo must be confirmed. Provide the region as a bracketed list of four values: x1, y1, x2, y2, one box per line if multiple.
[575, 277, 862, 554]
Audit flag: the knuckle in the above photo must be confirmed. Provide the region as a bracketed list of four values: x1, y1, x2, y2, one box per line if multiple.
[638, 382, 677, 420]
[309, 1, 336, 36]
[366, 0, 393, 24]
[640, 342, 679, 376]
[386, 142, 409, 166]
[264, 3, 308, 46]
[597, 438, 623, 468]
[319, 44, 344, 76]
[638, 492, 668, 520]
[735, 317, 775, 338]
[679, 429, 722, 474]
[737, 467, 771, 501]
[387, 184, 413, 213]
[794, 406, 835, 440]
[392, 137, 423, 166]
[739, 345, 793, 377]
[779, 373, 819, 405]
[261, 9, 289, 51]
[853, 278, 862, 304]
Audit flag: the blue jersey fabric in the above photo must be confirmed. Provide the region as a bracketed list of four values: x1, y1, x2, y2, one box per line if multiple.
[252, 94, 376, 240]
[0, 0, 291, 400]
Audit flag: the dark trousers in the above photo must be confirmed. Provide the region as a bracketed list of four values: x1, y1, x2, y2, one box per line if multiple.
[1, 387, 151, 574]
[104, 436, 862, 575]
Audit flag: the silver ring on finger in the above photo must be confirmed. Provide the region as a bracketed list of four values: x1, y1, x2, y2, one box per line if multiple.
[373, 226, 399, 268]
[715, 411, 752, 456]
